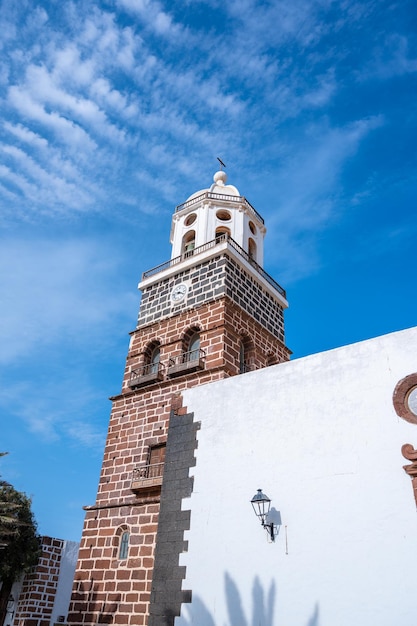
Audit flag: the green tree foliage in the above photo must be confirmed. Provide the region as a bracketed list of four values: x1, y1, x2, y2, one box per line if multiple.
[0, 453, 40, 623]
[0, 484, 41, 578]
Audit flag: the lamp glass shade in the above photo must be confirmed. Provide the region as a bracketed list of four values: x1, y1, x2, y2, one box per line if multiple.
[251, 489, 271, 525]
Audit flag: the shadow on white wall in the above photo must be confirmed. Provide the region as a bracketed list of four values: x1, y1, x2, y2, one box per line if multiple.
[178, 572, 319, 626]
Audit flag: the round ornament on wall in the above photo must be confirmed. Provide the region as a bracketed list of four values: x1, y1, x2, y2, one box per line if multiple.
[393, 373, 417, 424]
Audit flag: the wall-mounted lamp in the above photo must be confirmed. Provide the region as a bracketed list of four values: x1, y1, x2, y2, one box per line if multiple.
[251, 488, 279, 542]
[6, 594, 15, 615]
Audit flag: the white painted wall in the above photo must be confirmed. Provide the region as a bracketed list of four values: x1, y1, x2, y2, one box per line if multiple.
[1, 579, 23, 626]
[50, 540, 79, 625]
[177, 327, 417, 626]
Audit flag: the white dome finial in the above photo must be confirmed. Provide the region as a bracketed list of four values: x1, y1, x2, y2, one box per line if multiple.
[213, 170, 227, 186]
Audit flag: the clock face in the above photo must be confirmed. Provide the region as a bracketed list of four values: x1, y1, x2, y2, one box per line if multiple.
[171, 283, 188, 303]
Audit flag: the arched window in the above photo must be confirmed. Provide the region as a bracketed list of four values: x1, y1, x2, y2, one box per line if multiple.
[182, 231, 196, 257]
[239, 336, 252, 374]
[216, 227, 230, 243]
[119, 531, 129, 560]
[239, 341, 247, 373]
[144, 341, 161, 375]
[149, 345, 160, 374]
[248, 238, 257, 262]
[188, 332, 200, 361]
[181, 327, 201, 365]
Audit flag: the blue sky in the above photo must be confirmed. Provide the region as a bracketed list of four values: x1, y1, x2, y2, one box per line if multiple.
[0, 0, 416, 542]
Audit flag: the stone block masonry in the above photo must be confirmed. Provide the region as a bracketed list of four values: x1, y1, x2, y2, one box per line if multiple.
[138, 252, 286, 343]
[137, 256, 228, 329]
[224, 256, 285, 342]
[68, 303, 289, 625]
[148, 401, 199, 625]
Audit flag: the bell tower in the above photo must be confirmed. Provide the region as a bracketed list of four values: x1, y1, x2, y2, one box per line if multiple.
[170, 169, 266, 264]
[68, 171, 290, 626]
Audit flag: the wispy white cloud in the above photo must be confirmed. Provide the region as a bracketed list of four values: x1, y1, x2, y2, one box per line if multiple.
[0, 0, 413, 242]
[8, 85, 98, 152]
[266, 115, 385, 281]
[116, 0, 184, 39]
[360, 33, 417, 80]
[0, 237, 136, 364]
[0, 131, 99, 217]
[0, 234, 137, 451]
[0, 374, 106, 450]
[4, 122, 49, 149]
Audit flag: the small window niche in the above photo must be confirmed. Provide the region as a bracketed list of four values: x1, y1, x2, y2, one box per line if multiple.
[239, 336, 254, 374]
[118, 531, 129, 560]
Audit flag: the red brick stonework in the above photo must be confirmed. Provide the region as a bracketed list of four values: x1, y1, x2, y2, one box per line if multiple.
[14, 537, 64, 626]
[68, 273, 289, 624]
[123, 297, 289, 391]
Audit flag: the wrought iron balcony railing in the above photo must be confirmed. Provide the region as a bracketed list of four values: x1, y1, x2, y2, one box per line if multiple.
[129, 362, 165, 388]
[131, 462, 164, 491]
[167, 348, 206, 377]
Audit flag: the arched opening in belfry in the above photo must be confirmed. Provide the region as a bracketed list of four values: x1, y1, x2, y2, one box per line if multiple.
[248, 238, 257, 262]
[215, 226, 230, 243]
[182, 230, 196, 257]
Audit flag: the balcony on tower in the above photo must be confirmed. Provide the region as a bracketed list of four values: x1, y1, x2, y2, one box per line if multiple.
[129, 361, 165, 388]
[131, 443, 166, 492]
[130, 461, 164, 491]
[167, 348, 206, 377]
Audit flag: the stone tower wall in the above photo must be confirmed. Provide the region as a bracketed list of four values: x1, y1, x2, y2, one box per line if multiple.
[138, 253, 286, 343]
[68, 293, 289, 625]
[125, 295, 289, 393]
